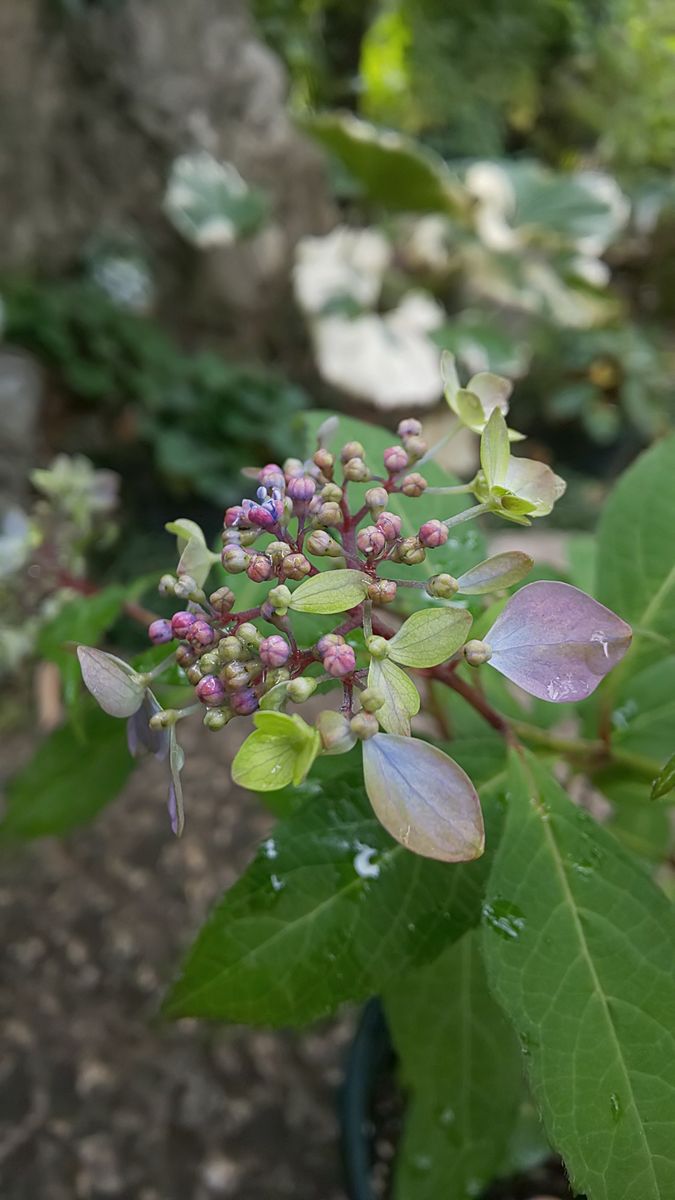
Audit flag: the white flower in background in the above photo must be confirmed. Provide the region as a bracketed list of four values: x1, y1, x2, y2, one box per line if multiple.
[312, 291, 444, 410]
[465, 162, 520, 252]
[293, 227, 392, 315]
[574, 171, 630, 257]
[164, 151, 268, 249]
[398, 215, 453, 274]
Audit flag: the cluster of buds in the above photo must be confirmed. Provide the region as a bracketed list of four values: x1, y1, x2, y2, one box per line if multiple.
[79, 366, 631, 860]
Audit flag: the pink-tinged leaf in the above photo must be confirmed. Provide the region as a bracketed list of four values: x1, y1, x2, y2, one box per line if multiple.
[77, 646, 145, 718]
[485, 581, 632, 702]
[362, 734, 485, 862]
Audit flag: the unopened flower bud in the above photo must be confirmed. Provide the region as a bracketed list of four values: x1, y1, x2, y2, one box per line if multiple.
[284, 457, 304, 478]
[237, 622, 263, 649]
[281, 552, 312, 581]
[175, 644, 196, 669]
[158, 574, 177, 597]
[306, 530, 342, 557]
[367, 578, 397, 605]
[366, 635, 389, 659]
[426, 573, 459, 599]
[365, 486, 389, 515]
[264, 666, 291, 691]
[287, 677, 318, 703]
[341, 440, 365, 464]
[266, 540, 292, 564]
[267, 584, 292, 612]
[315, 501, 343, 528]
[419, 519, 449, 548]
[196, 674, 227, 706]
[259, 463, 285, 490]
[394, 536, 426, 565]
[218, 635, 243, 663]
[376, 511, 402, 541]
[316, 710, 355, 755]
[384, 446, 408, 473]
[316, 633, 345, 657]
[148, 618, 173, 645]
[359, 687, 385, 713]
[149, 709, 176, 730]
[343, 457, 370, 482]
[222, 663, 250, 690]
[350, 711, 379, 740]
[397, 418, 422, 438]
[321, 482, 343, 503]
[246, 553, 274, 583]
[174, 574, 202, 601]
[209, 587, 236, 614]
[224, 505, 246, 528]
[187, 619, 216, 647]
[313, 448, 334, 475]
[247, 504, 277, 530]
[203, 707, 231, 731]
[186, 664, 204, 685]
[401, 472, 427, 497]
[401, 435, 427, 462]
[464, 639, 492, 667]
[259, 635, 291, 667]
[287, 475, 317, 502]
[238, 528, 261, 548]
[357, 525, 386, 556]
[199, 651, 220, 674]
[323, 643, 356, 678]
[221, 545, 250, 574]
[231, 688, 259, 716]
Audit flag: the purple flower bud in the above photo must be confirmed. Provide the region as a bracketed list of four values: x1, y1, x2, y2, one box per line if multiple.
[323, 642, 356, 678]
[402, 472, 427, 497]
[259, 635, 291, 668]
[316, 633, 345, 657]
[171, 610, 197, 638]
[384, 446, 408, 473]
[280, 553, 312, 581]
[246, 553, 274, 583]
[187, 619, 216, 648]
[196, 674, 228, 706]
[247, 503, 277, 530]
[287, 475, 317, 502]
[419, 519, 449, 548]
[259, 463, 285, 490]
[224, 505, 246, 528]
[397, 418, 422, 438]
[376, 511, 402, 541]
[357, 525, 386, 556]
[231, 688, 259, 716]
[148, 618, 173, 645]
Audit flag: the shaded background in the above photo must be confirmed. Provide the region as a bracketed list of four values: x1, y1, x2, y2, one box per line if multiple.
[1, 0, 675, 1196]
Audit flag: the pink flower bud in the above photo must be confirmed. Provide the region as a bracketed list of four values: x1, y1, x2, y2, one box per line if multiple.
[148, 619, 173, 645]
[383, 446, 408, 473]
[313, 448, 334, 474]
[316, 633, 345, 657]
[287, 475, 317, 502]
[196, 675, 228, 706]
[397, 418, 422, 438]
[246, 553, 274, 583]
[247, 504, 277, 529]
[231, 688, 259, 716]
[187, 619, 216, 648]
[323, 643, 356, 678]
[171, 610, 197, 638]
[367, 578, 397, 605]
[224, 505, 247, 528]
[259, 464, 285, 489]
[401, 472, 427, 497]
[376, 511, 402, 541]
[259, 635, 291, 668]
[357, 525, 386, 556]
[418, 519, 449, 548]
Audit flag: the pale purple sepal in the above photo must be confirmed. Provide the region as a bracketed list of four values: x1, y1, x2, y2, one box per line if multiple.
[126, 691, 169, 761]
[485, 581, 632, 703]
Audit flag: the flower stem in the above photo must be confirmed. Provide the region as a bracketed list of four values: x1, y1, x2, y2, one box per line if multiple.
[443, 503, 489, 529]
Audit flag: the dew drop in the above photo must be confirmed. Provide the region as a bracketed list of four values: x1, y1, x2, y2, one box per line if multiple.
[409, 1153, 432, 1175]
[270, 873, 285, 893]
[353, 843, 380, 880]
[483, 898, 526, 941]
[437, 1105, 455, 1128]
[262, 838, 278, 860]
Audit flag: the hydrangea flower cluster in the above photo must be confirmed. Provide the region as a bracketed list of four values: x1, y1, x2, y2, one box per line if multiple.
[78, 357, 632, 857]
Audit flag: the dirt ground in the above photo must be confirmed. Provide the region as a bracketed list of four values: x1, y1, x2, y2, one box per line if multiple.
[0, 721, 353, 1200]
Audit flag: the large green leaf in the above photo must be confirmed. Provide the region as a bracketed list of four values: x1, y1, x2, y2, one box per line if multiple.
[0, 706, 135, 839]
[609, 655, 675, 767]
[302, 112, 468, 217]
[385, 929, 523, 1200]
[163, 762, 506, 1026]
[482, 750, 675, 1200]
[597, 435, 675, 679]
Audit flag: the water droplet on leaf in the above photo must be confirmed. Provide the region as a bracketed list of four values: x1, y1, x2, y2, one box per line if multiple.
[483, 898, 526, 940]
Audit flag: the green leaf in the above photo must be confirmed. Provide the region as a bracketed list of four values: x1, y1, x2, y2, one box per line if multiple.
[1, 706, 135, 838]
[385, 931, 523, 1200]
[482, 749, 675, 1200]
[363, 734, 484, 862]
[597, 434, 675, 677]
[609, 656, 675, 767]
[387, 607, 472, 668]
[163, 763, 506, 1025]
[288, 568, 369, 614]
[231, 731, 298, 792]
[652, 752, 675, 801]
[368, 657, 420, 736]
[456, 552, 533, 595]
[302, 112, 468, 217]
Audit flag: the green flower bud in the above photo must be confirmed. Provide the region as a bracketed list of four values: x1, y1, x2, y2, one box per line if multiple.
[199, 651, 220, 674]
[267, 584, 293, 613]
[149, 709, 178, 730]
[306, 530, 342, 557]
[366, 635, 390, 660]
[158, 573, 177, 597]
[340, 440, 365, 464]
[321, 482, 344, 503]
[186, 664, 204, 685]
[401, 435, 427, 462]
[359, 687, 385, 713]
[238, 528, 261, 548]
[426, 573, 459, 599]
[218, 635, 244, 663]
[287, 677, 319, 702]
[367, 578, 397, 605]
[316, 710, 356, 755]
[393, 536, 426, 565]
[350, 711, 379, 740]
[314, 501, 343, 528]
[238, 622, 263, 649]
[343, 457, 370, 482]
[209, 586, 236, 614]
[203, 707, 231, 731]
[266, 540, 293, 564]
[221, 545, 250, 575]
[265, 666, 291, 689]
[174, 574, 205, 602]
[365, 486, 389, 516]
[463, 639, 493, 667]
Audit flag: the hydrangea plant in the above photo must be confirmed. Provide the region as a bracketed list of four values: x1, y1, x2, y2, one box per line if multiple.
[8, 358, 675, 1200]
